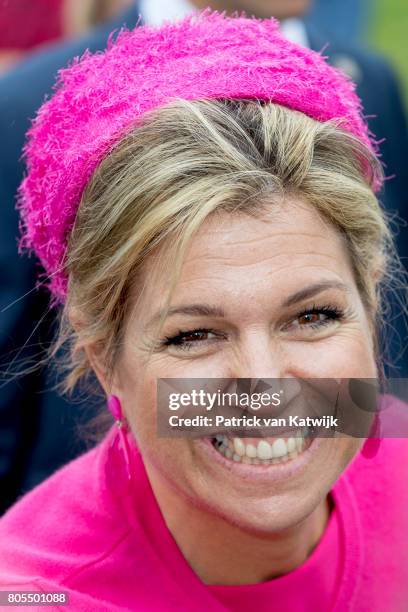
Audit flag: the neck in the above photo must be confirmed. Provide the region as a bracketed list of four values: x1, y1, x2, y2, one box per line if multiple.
[144, 461, 332, 585]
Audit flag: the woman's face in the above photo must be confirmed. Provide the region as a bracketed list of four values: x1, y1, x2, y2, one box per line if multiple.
[192, 0, 311, 20]
[109, 197, 377, 533]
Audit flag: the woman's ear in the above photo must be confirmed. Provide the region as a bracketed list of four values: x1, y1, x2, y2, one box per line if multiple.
[85, 342, 125, 401]
[84, 345, 111, 397]
[68, 305, 112, 397]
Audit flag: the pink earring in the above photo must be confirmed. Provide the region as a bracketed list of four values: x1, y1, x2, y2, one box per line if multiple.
[361, 413, 382, 459]
[107, 395, 133, 480]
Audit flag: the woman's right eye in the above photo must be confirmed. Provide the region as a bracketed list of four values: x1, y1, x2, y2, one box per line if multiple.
[162, 329, 219, 351]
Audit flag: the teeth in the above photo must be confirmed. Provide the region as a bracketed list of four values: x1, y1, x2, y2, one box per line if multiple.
[257, 440, 273, 460]
[213, 431, 311, 465]
[271, 438, 287, 458]
[245, 443, 257, 458]
[287, 437, 296, 453]
[296, 430, 304, 452]
[233, 438, 246, 457]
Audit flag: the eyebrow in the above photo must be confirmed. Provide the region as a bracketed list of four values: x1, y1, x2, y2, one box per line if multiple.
[281, 280, 351, 307]
[146, 280, 350, 328]
[146, 304, 226, 328]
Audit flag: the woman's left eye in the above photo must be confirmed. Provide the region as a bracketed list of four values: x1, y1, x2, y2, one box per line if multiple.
[285, 305, 344, 332]
[298, 312, 328, 326]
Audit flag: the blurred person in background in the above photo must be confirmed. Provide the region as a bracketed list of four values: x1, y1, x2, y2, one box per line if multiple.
[0, 0, 65, 72]
[63, 0, 133, 36]
[0, 0, 139, 516]
[0, 0, 132, 73]
[0, 0, 407, 516]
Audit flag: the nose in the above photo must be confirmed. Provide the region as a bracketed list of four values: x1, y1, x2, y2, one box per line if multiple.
[227, 330, 286, 380]
[224, 331, 303, 418]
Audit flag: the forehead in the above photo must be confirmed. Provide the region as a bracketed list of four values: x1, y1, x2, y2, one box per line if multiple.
[186, 201, 337, 264]
[137, 197, 356, 309]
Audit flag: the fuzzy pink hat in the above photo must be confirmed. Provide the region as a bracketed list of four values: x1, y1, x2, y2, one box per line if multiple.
[17, 10, 380, 304]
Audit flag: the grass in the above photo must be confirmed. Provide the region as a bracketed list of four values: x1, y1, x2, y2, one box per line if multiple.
[367, 0, 408, 105]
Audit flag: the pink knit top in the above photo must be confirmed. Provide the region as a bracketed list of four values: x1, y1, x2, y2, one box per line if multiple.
[1, 398, 408, 611]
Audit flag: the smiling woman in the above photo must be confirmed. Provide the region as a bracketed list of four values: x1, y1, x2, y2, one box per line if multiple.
[1, 11, 408, 612]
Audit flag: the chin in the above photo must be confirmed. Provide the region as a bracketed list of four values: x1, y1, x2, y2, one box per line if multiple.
[202, 490, 322, 536]
[144, 432, 361, 536]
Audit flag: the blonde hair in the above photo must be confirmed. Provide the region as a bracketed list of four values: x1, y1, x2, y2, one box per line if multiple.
[51, 99, 403, 400]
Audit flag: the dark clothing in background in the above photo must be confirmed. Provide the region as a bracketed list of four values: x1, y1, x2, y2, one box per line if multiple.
[308, 26, 408, 243]
[308, 26, 408, 375]
[306, 0, 369, 43]
[0, 5, 140, 515]
[0, 10, 407, 514]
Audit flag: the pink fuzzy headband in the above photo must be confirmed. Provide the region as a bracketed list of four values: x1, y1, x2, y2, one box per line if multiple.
[17, 10, 380, 304]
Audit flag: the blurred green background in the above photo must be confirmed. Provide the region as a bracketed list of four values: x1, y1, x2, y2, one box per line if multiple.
[369, 0, 408, 104]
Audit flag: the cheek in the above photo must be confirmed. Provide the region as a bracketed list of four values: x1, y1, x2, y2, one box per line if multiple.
[286, 328, 377, 378]
[120, 357, 191, 467]
[125, 373, 156, 438]
[127, 378, 196, 496]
